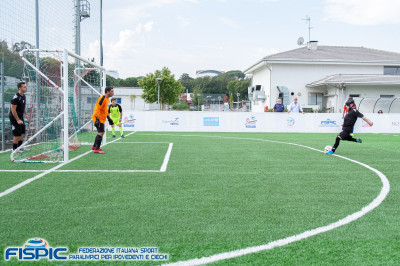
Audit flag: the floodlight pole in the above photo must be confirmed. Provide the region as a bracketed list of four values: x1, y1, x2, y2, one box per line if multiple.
[197, 93, 201, 111]
[237, 93, 240, 109]
[156, 78, 163, 111]
[1, 55, 4, 151]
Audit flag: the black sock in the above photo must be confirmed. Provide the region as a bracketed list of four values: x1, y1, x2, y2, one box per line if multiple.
[332, 137, 340, 151]
[18, 141, 23, 147]
[348, 137, 357, 142]
[13, 143, 18, 150]
[95, 135, 103, 149]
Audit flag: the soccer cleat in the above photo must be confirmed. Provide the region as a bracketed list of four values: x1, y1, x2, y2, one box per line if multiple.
[111, 135, 116, 138]
[356, 138, 362, 143]
[121, 135, 125, 138]
[326, 150, 334, 155]
[92, 146, 95, 150]
[93, 149, 105, 154]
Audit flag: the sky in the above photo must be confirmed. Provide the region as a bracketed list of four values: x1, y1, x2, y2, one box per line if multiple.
[97, 0, 400, 79]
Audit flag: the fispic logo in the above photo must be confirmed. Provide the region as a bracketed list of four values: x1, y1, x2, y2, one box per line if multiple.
[319, 119, 339, 127]
[4, 238, 68, 261]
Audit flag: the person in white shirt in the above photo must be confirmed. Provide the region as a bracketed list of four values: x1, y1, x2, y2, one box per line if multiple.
[288, 97, 304, 114]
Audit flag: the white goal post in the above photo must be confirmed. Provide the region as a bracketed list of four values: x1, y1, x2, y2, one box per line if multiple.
[10, 49, 106, 163]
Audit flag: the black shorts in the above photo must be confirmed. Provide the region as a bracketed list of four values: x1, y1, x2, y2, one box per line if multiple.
[94, 122, 105, 133]
[10, 118, 26, 137]
[339, 131, 353, 140]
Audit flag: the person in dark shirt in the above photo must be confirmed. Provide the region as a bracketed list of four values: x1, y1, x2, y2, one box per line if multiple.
[9, 82, 29, 151]
[326, 98, 373, 155]
[273, 98, 285, 112]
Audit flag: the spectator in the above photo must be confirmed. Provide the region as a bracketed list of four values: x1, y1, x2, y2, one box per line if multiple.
[378, 110, 383, 114]
[288, 97, 304, 114]
[273, 99, 285, 112]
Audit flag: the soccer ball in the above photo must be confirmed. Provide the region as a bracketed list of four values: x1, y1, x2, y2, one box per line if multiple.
[324, 145, 332, 154]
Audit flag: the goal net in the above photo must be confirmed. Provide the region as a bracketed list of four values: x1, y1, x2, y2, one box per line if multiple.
[11, 49, 105, 163]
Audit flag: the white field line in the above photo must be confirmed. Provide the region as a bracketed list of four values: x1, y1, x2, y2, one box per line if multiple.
[160, 143, 173, 172]
[0, 170, 44, 172]
[111, 142, 171, 144]
[0, 170, 161, 173]
[0, 149, 12, 154]
[55, 170, 161, 173]
[138, 134, 390, 266]
[0, 132, 136, 198]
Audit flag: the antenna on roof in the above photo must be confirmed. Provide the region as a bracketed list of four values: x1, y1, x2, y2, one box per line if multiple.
[302, 15, 312, 43]
[297, 37, 304, 46]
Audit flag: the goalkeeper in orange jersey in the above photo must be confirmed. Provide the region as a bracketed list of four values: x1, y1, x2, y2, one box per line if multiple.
[91, 86, 114, 154]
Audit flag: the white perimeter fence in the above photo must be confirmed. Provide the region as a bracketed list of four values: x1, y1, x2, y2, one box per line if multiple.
[110, 111, 400, 133]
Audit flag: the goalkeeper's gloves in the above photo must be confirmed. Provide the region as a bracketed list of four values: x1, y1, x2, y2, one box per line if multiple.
[94, 117, 100, 127]
[107, 116, 114, 126]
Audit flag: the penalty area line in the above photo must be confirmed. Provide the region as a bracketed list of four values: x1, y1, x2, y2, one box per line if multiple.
[160, 143, 173, 172]
[0, 132, 136, 199]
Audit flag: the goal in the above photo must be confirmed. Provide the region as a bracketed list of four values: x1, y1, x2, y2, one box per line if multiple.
[11, 49, 106, 163]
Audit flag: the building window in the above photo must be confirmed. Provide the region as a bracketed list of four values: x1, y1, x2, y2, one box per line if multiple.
[115, 98, 122, 104]
[87, 97, 97, 104]
[308, 92, 322, 106]
[384, 66, 400, 75]
[349, 94, 360, 98]
[380, 95, 394, 98]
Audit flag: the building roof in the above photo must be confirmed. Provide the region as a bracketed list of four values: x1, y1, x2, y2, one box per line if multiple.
[307, 74, 400, 88]
[244, 45, 400, 73]
[264, 46, 400, 62]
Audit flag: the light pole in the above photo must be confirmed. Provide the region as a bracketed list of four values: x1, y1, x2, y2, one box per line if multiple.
[236, 93, 240, 110]
[197, 93, 201, 111]
[206, 95, 211, 110]
[218, 96, 221, 110]
[156, 78, 163, 110]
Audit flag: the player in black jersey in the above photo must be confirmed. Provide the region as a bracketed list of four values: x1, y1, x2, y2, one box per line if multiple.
[327, 98, 373, 155]
[9, 82, 30, 151]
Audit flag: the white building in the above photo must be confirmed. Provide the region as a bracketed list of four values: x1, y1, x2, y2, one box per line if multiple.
[196, 70, 224, 78]
[244, 42, 400, 113]
[82, 87, 157, 112]
[108, 87, 157, 111]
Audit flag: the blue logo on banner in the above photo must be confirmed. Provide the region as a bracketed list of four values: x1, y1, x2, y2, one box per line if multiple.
[5, 238, 68, 261]
[319, 119, 339, 127]
[203, 117, 219, 126]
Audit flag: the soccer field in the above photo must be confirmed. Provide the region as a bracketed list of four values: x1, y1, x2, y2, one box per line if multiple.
[0, 132, 399, 265]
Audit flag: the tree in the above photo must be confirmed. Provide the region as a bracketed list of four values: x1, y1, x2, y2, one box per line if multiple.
[191, 85, 204, 108]
[227, 78, 251, 100]
[0, 40, 24, 78]
[179, 73, 195, 92]
[138, 67, 184, 108]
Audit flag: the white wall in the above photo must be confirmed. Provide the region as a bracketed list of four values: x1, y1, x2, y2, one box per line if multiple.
[251, 65, 270, 112]
[270, 63, 382, 107]
[111, 111, 400, 133]
[249, 61, 387, 112]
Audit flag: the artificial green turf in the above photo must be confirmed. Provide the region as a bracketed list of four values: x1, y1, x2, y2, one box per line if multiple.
[0, 132, 398, 265]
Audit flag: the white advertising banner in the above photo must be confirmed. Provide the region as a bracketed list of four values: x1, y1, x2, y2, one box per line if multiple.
[113, 111, 400, 133]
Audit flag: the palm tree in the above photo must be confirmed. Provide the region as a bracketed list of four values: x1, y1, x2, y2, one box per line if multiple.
[130, 94, 137, 110]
